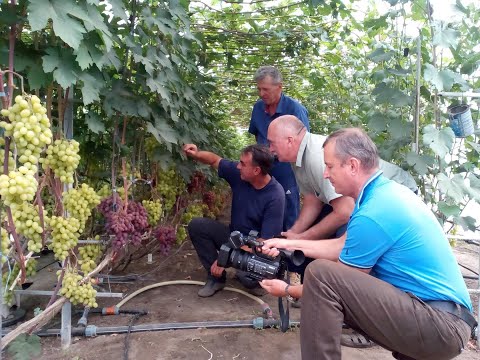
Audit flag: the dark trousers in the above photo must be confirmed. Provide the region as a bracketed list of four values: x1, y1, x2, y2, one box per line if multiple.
[288, 204, 347, 281]
[301, 259, 471, 360]
[187, 217, 258, 288]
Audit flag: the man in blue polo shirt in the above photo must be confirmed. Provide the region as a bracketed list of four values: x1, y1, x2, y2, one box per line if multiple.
[259, 128, 475, 360]
[183, 143, 285, 297]
[249, 66, 309, 231]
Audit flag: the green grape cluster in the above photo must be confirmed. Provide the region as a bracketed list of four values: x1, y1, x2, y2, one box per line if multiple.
[0, 94, 53, 174]
[142, 199, 162, 226]
[78, 244, 103, 274]
[59, 270, 98, 307]
[2, 264, 19, 306]
[11, 202, 45, 253]
[63, 183, 101, 233]
[0, 170, 38, 206]
[0, 138, 15, 174]
[41, 139, 80, 184]
[48, 216, 80, 260]
[1, 227, 10, 264]
[158, 168, 185, 212]
[181, 203, 207, 225]
[176, 226, 187, 244]
[25, 258, 37, 277]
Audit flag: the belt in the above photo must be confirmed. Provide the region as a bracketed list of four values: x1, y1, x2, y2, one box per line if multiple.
[426, 300, 478, 338]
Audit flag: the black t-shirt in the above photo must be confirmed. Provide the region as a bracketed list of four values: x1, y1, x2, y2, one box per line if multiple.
[218, 159, 285, 239]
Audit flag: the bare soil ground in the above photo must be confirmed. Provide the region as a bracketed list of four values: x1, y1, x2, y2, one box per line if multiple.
[4, 227, 479, 360]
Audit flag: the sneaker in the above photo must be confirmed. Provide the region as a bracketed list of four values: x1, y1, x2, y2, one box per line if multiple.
[198, 278, 225, 297]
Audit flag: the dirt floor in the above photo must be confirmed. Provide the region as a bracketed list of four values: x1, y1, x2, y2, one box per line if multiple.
[2, 230, 479, 360]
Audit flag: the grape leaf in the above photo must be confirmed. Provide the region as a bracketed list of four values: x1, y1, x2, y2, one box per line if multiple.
[85, 113, 105, 134]
[147, 120, 178, 145]
[437, 173, 468, 203]
[422, 124, 455, 158]
[42, 48, 79, 88]
[7, 334, 41, 360]
[27, 0, 87, 49]
[79, 72, 102, 105]
[433, 26, 460, 49]
[405, 151, 434, 175]
[438, 201, 461, 218]
[453, 215, 477, 232]
[74, 42, 93, 70]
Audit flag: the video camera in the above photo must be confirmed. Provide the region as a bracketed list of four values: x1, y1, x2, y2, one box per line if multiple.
[217, 230, 305, 282]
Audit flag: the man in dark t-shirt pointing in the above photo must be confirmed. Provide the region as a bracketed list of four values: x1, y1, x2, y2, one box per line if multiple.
[183, 143, 285, 297]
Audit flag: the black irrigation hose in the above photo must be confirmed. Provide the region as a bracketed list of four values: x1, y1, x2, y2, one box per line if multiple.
[459, 263, 479, 276]
[123, 313, 146, 360]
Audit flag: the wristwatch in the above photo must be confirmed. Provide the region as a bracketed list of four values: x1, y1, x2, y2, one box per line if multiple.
[284, 284, 296, 302]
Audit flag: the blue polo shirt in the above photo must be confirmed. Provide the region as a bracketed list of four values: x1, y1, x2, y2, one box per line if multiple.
[249, 93, 309, 230]
[218, 159, 285, 239]
[339, 172, 472, 311]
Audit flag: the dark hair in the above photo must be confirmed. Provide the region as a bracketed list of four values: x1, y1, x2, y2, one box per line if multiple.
[254, 66, 282, 84]
[242, 144, 274, 175]
[323, 128, 379, 171]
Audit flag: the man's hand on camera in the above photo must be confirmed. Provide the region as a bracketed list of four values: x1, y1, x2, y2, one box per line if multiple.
[260, 279, 287, 297]
[210, 260, 225, 278]
[261, 238, 289, 257]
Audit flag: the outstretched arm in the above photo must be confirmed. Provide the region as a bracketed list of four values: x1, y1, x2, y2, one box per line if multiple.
[183, 144, 222, 169]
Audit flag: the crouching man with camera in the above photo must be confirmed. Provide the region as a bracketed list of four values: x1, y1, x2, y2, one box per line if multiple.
[260, 128, 475, 360]
[183, 143, 285, 297]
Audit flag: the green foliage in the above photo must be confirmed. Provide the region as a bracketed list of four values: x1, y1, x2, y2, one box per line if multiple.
[7, 334, 41, 360]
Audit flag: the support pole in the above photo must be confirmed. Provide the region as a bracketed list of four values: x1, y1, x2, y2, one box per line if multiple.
[60, 301, 71, 349]
[413, 31, 422, 154]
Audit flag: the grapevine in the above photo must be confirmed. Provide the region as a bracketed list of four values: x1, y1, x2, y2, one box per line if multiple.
[0, 138, 15, 174]
[2, 264, 19, 306]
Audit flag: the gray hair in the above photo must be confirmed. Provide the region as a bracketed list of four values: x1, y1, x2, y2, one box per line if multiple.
[254, 66, 283, 84]
[323, 128, 379, 171]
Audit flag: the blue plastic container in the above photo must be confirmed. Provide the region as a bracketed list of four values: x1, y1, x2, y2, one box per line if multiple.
[447, 104, 474, 137]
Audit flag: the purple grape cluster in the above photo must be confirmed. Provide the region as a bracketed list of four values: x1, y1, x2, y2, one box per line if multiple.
[127, 202, 149, 246]
[98, 195, 149, 249]
[153, 225, 176, 255]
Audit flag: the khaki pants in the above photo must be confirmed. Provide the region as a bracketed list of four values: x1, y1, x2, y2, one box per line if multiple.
[301, 259, 471, 360]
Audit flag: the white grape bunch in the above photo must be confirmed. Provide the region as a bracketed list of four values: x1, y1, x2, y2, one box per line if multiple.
[0, 94, 53, 174]
[78, 243, 103, 274]
[59, 269, 98, 308]
[1, 226, 10, 264]
[11, 202, 45, 253]
[142, 199, 162, 226]
[48, 215, 81, 260]
[63, 183, 101, 233]
[0, 170, 38, 206]
[41, 139, 80, 184]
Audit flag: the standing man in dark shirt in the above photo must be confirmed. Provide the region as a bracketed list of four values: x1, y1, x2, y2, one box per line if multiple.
[248, 66, 309, 231]
[184, 143, 285, 297]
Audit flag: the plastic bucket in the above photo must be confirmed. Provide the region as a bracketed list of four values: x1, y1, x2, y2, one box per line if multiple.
[447, 104, 474, 137]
